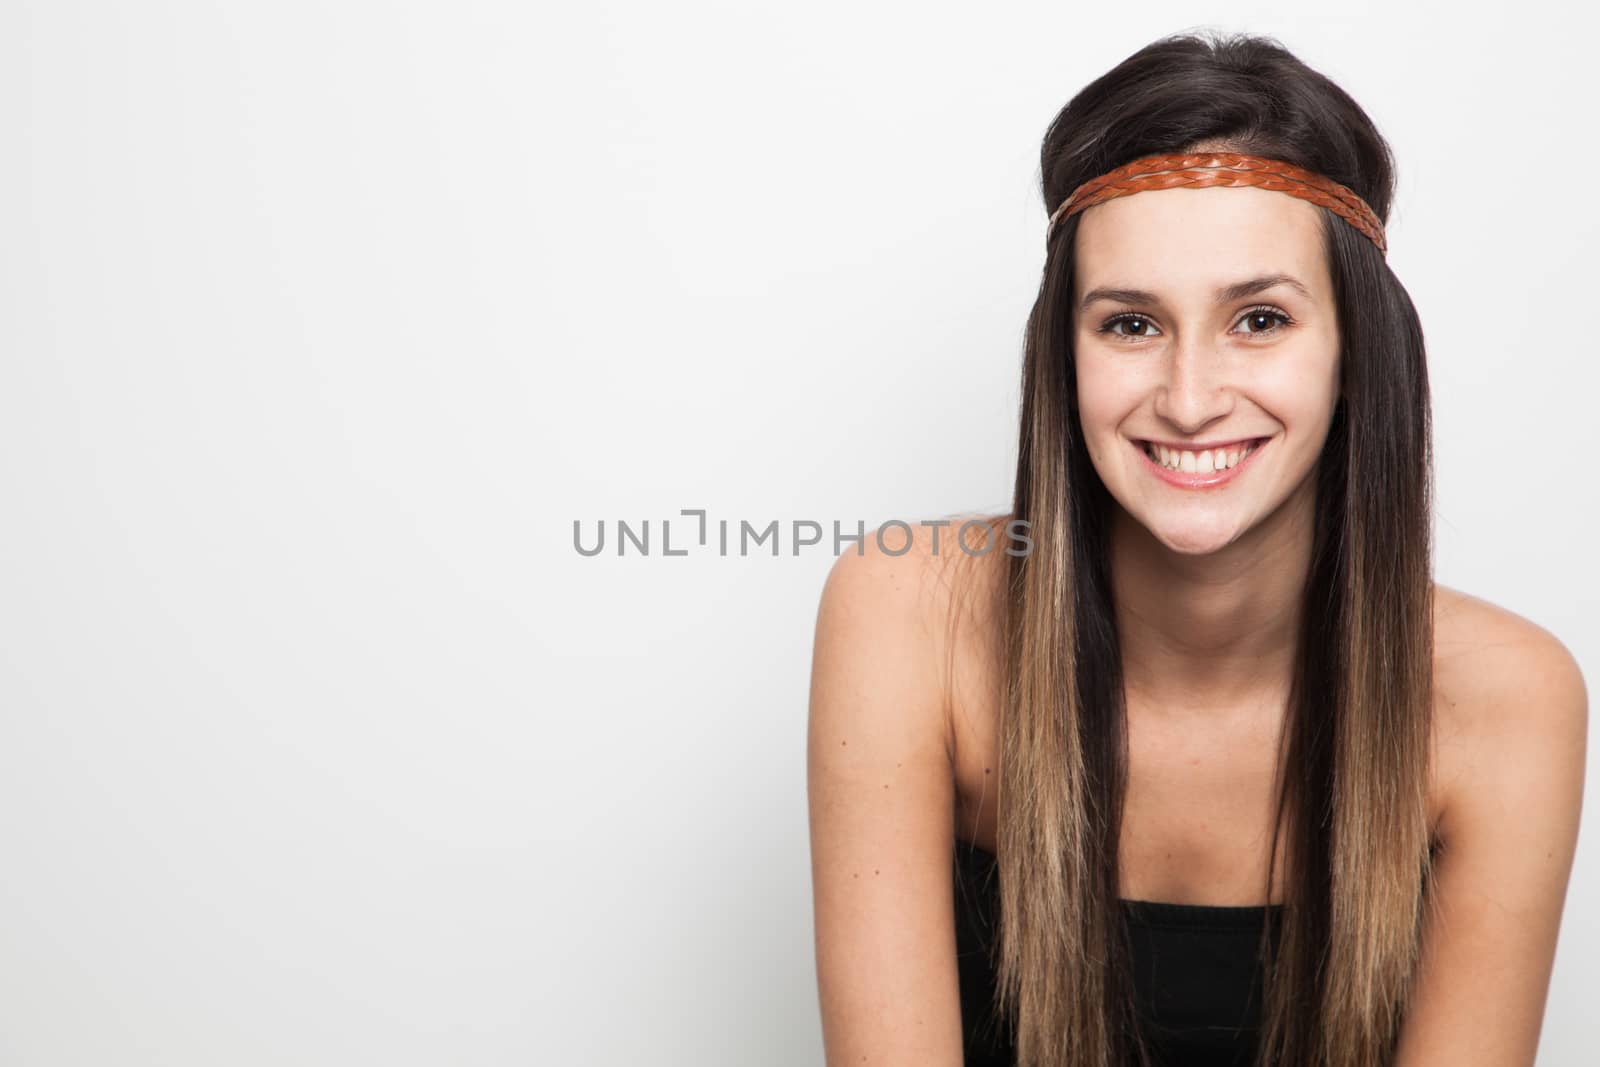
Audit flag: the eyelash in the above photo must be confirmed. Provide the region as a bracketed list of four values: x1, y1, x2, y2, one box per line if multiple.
[1096, 305, 1295, 341]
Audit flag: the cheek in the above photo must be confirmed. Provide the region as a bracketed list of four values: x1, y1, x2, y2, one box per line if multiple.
[1073, 356, 1142, 429]
[1255, 354, 1340, 419]
[1073, 364, 1148, 476]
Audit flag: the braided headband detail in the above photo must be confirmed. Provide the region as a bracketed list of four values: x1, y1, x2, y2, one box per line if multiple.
[1045, 151, 1387, 256]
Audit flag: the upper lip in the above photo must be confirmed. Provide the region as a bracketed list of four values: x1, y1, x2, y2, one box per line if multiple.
[1137, 436, 1268, 453]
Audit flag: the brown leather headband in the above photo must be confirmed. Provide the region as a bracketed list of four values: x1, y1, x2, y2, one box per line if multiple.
[1046, 151, 1387, 255]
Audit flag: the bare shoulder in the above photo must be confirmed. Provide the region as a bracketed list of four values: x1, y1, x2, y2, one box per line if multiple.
[812, 517, 970, 651]
[1389, 588, 1587, 1061]
[1432, 582, 1588, 727]
[805, 513, 1014, 1064]
[1430, 581, 1589, 841]
[809, 513, 1015, 751]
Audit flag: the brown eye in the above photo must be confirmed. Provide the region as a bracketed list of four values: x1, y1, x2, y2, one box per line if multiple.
[1100, 313, 1158, 339]
[1237, 307, 1293, 335]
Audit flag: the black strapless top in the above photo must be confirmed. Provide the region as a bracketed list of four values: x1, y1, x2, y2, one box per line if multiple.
[954, 840, 1282, 1067]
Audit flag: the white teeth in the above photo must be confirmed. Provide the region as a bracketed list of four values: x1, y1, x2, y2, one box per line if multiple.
[1144, 440, 1260, 473]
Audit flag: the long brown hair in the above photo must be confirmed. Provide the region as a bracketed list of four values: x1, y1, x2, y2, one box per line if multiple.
[987, 30, 1437, 1067]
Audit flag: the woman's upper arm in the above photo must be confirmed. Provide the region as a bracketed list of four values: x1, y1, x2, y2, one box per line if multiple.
[807, 537, 964, 1067]
[1393, 621, 1588, 1066]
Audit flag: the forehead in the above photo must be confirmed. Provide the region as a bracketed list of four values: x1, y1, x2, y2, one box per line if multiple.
[1072, 185, 1330, 301]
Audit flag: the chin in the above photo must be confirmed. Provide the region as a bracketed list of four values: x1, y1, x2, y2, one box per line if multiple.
[1145, 519, 1243, 556]
[1157, 535, 1234, 557]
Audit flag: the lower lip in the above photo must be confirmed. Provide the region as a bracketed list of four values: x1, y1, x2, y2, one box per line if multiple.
[1135, 437, 1269, 489]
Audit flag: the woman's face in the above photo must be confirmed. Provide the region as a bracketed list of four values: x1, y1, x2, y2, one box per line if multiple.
[1070, 185, 1342, 556]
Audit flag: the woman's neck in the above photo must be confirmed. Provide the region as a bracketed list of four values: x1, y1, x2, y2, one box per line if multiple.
[1108, 482, 1316, 717]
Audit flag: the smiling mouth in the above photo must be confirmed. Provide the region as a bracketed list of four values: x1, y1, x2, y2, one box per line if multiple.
[1137, 437, 1269, 475]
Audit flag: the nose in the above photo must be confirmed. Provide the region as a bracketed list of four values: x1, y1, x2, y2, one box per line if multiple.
[1151, 338, 1236, 434]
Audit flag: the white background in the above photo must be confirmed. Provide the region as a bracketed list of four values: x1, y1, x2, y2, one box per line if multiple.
[3, 2, 1595, 1064]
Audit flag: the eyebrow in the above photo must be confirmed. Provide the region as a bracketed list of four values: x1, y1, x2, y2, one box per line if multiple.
[1078, 272, 1313, 312]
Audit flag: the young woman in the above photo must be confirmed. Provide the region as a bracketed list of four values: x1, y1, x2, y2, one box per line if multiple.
[806, 31, 1587, 1067]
